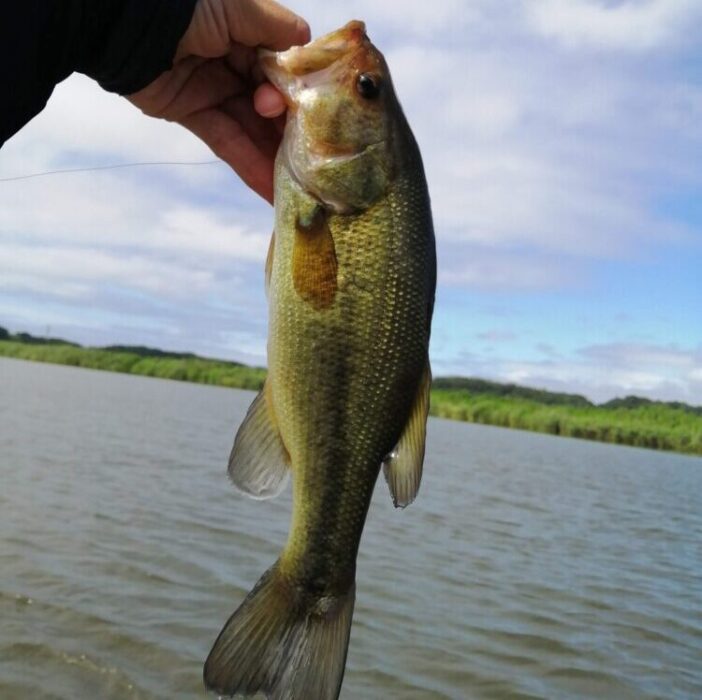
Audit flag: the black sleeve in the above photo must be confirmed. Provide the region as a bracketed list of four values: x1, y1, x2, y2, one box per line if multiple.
[0, 0, 197, 146]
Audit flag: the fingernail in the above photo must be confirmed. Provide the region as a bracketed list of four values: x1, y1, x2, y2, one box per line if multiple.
[255, 85, 286, 118]
[296, 18, 311, 44]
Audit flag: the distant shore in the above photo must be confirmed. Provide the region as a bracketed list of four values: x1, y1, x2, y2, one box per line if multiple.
[1, 330, 700, 457]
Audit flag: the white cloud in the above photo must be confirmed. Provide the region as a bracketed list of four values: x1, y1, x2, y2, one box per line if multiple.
[0, 244, 214, 298]
[160, 209, 269, 261]
[288, 0, 478, 39]
[446, 90, 522, 138]
[439, 249, 579, 291]
[438, 341, 702, 404]
[354, 0, 474, 36]
[526, 0, 702, 51]
[1, 2, 700, 401]
[579, 342, 700, 370]
[0, 75, 273, 362]
[0, 74, 211, 176]
[384, 34, 700, 270]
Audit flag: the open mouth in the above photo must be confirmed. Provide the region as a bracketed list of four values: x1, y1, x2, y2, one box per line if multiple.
[259, 20, 368, 97]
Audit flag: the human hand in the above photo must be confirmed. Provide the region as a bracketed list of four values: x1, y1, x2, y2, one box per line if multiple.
[128, 0, 310, 203]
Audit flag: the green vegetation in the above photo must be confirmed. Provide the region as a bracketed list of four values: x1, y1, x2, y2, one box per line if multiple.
[432, 376, 592, 407]
[430, 390, 702, 456]
[0, 331, 265, 391]
[1, 327, 700, 456]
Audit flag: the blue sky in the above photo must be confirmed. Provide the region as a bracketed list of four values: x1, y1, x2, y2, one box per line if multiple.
[1, 0, 701, 403]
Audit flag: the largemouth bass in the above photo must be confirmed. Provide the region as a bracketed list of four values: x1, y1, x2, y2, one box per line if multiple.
[204, 20, 436, 699]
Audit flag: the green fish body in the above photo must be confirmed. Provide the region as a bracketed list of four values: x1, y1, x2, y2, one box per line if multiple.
[204, 21, 436, 700]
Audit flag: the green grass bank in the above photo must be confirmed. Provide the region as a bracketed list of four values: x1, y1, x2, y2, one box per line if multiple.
[1, 330, 700, 457]
[0, 338, 266, 391]
[430, 387, 701, 456]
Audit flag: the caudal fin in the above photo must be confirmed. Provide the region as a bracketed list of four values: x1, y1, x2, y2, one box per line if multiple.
[204, 563, 355, 700]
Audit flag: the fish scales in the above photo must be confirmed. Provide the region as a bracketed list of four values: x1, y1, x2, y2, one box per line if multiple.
[271, 163, 433, 586]
[204, 20, 436, 700]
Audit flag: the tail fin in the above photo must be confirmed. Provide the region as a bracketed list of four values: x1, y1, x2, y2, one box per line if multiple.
[204, 563, 355, 700]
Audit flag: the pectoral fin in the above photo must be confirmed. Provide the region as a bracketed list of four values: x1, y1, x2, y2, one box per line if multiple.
[228, 382, 290, 499]
[293, 204, 338, 311]
[383, 362, 431, 508]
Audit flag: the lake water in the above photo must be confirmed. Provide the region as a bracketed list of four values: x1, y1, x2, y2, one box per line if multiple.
[1, 357, 701, 699]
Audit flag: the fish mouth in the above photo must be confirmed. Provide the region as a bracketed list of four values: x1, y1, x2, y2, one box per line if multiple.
[259, 20, 370, 102]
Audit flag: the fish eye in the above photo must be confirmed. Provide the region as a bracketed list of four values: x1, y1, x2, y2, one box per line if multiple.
[356, 73, 381, 99]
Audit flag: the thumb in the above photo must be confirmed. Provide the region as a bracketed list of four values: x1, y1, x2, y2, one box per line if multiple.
[230, 0, 310, 50]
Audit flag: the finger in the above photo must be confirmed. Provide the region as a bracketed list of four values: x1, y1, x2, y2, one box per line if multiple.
[254, 83, 286, 118]
[164, 58, 246, 121]
[128, 56, 208, 118]
[225, 43, 258, 80]
[231, 0, 310, 50]
[180, 108, 275, 203]
[221, 93, 281, 160]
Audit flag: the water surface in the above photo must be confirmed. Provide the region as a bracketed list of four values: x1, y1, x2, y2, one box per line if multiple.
[1, 358, 701, 699]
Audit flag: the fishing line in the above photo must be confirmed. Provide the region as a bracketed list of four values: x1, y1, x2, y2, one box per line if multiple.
[0, 160, 222, 182]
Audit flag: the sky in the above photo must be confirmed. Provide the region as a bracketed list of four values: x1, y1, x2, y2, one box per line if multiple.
[1, 0, 701, 404]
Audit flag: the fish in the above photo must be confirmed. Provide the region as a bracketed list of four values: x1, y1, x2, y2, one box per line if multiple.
[203, 20, 436, 700]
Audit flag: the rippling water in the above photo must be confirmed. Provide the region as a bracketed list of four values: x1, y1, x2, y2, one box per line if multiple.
[1, 357, 701, 699]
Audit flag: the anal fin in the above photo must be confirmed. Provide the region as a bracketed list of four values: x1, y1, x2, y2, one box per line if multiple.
[228, 382, 290, 499]
[383, 362, 431, 508]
